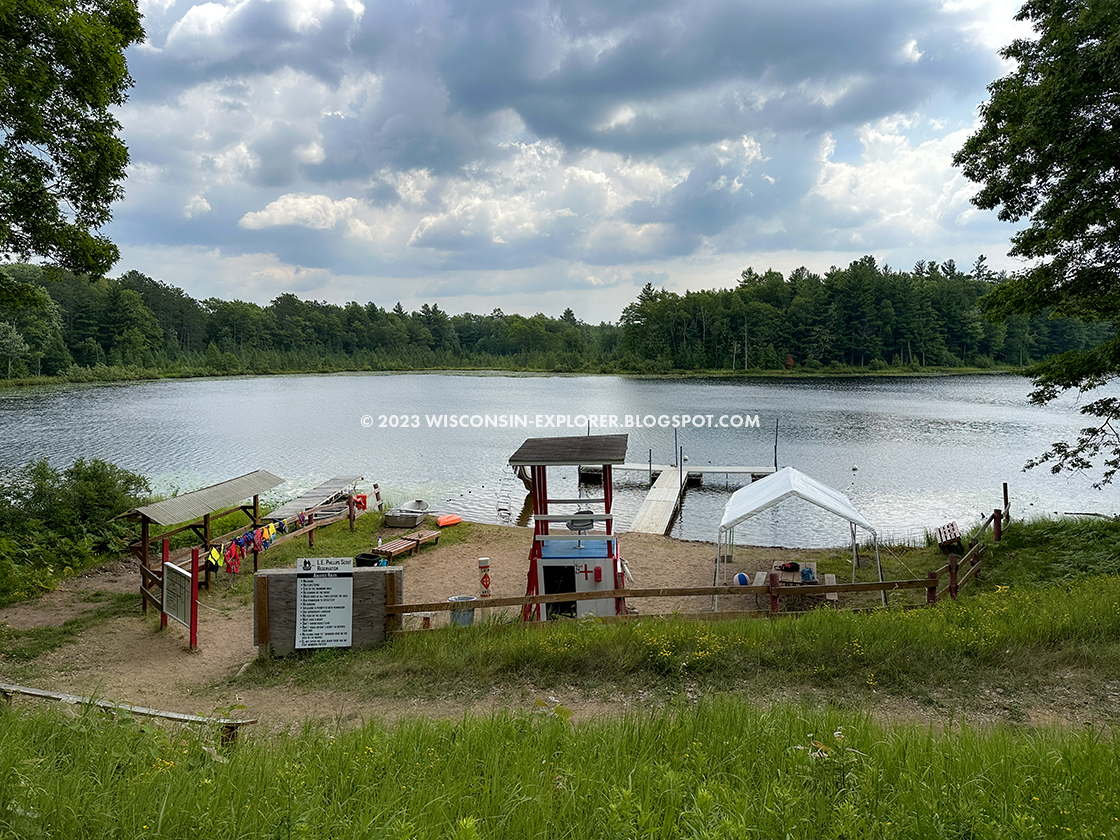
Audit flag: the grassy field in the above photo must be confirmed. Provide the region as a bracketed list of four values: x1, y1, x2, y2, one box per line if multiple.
[1, 696, 1117, 839]
[2, 514, 1119, 838]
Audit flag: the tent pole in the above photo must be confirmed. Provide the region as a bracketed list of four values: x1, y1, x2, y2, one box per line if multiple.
[851, 522, 858, 582]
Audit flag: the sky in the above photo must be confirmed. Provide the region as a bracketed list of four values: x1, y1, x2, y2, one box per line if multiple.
[106, 0, 1035, 323]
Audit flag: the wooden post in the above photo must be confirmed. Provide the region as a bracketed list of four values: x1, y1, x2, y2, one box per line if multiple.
[769, 571, 781, 615]
[1003, 482, 1009, 523]
[927, 571, 938, 604]
[203, 513, 212, 591]
[348, 495, 356, 530]
[190, 548, 199, 650]
[385, 570, 401, 633]
[949, 553, 959, 599]
[993, 509, 1002, 542]
[252, 494, 260, 526]
[161, 538, 170, 628]
[308, 512, 315, 547]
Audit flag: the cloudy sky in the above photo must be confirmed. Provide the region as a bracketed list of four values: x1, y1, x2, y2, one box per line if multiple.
[107, 0, 1033, 322]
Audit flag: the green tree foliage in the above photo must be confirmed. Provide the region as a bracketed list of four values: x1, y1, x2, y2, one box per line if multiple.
[0, 257, 1107, 382]
[953, 0, 1120, 485]
[0, 458, 149, 603]
[0, 0, 144, 275]
[616, 257, 1107, 372]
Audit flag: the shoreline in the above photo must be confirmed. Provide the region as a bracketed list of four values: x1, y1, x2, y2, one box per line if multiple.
[0, 365, 1025, 391]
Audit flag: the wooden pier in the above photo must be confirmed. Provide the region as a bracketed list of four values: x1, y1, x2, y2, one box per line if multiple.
[619, 463, 777, 535]
[266, 475, 363, 521]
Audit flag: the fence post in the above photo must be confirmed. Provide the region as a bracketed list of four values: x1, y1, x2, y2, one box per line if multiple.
[927, 571, 938, 604]
[308, 513, 315, 547]
[190, 548, 199, 651]
[1003, 482, 1010, 523]
[349, 495, 356, 531]
[949, 553, 959, 599]
[160, 537, 170, 628]
[769, 571, 781, 615]
[992, 509, 1002, 541]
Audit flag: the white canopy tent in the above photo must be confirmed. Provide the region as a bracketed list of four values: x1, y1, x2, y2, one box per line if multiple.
[716, 467, 883, 605]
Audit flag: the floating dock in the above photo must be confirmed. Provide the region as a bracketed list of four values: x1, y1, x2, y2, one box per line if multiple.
[618, 463, 777, 536]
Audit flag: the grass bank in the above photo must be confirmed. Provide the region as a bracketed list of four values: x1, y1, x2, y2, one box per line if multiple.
[1, 698, 1116, 839]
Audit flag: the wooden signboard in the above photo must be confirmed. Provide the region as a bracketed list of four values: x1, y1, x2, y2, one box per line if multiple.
[253, 563, 403, 656]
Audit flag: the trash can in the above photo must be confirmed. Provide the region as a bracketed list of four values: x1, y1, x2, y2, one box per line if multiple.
[448, 595, 477, 627]
[354, 553, 384, 567]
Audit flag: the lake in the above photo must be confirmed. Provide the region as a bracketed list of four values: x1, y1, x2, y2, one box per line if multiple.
[0, 372, 1112, 547]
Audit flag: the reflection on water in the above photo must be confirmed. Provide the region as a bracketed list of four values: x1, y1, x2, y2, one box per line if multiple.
[0, 372, 1113, 546]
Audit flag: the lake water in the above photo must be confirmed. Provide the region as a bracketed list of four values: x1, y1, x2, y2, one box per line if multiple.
[0, 372, 1112, 547]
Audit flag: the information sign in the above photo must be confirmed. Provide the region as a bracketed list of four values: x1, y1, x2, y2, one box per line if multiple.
[295, 557, 354, 649]
[162, 562, 192, 629]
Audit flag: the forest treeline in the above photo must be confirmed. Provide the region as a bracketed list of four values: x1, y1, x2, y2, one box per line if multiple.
[0, 256, 1111, 380]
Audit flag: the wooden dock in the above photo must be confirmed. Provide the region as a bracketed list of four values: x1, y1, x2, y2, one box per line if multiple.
[267, 475, 363, 521]
[620, 464, 776, 536]
[628, 467, 683, 534]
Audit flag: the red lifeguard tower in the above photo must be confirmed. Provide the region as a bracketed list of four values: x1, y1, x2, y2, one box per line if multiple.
[508, 434, 628, 621]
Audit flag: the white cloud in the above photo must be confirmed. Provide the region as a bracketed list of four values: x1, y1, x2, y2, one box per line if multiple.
[183, 194, 211, 218]
[107, 0, 1031, 318]
[239, 194, 362, 229]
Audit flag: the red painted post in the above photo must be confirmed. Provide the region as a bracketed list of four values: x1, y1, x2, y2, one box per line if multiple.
[949, 553, 959, 599]
[769, 571, 781, 615]
[927, 571, 938, 604]
[993, 509, 1002, 541]
[161, 537, 170, 628]
[190, 548, 199, 650]
[308, 512, 315, 547]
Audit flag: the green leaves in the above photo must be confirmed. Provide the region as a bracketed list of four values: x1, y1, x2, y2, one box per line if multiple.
[0, 0, 144, 275]
[955, 0, 1120, 484]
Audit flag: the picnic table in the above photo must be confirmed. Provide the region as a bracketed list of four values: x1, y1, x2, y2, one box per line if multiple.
[751, 562, 838, 611]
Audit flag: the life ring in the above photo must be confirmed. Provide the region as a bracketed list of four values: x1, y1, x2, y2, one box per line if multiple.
[354, 494, 368, 510]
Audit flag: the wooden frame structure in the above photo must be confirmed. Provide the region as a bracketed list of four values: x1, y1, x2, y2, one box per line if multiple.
[122, 470, 284, 612]
[509, 434, 629, 621]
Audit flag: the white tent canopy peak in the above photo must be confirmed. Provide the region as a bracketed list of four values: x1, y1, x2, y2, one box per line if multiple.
[718, 466, 876, 536]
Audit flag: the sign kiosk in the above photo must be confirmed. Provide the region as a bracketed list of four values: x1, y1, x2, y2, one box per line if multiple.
[509, 434, 628, 621]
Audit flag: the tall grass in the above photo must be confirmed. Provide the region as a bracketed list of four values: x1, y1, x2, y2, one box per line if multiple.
[1, 699, 1117, 839]
[239, 572, 1120, 702]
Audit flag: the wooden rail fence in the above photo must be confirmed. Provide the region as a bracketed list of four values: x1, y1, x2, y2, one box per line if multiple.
[386, 490, 1012, 627]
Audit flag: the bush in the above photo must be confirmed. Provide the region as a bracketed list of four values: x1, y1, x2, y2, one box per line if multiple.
[0, 458, 150, 603]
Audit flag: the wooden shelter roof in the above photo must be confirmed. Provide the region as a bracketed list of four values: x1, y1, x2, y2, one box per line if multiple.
[127, 470, 284, 526]
[509, 434, 628, 467]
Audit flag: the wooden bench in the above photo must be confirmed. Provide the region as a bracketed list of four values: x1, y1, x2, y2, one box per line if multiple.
[935, 522, 963, 552]
[372, 538, 417, 560]
[0, 682, 257, 744]
[405, 529, 440, 550]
